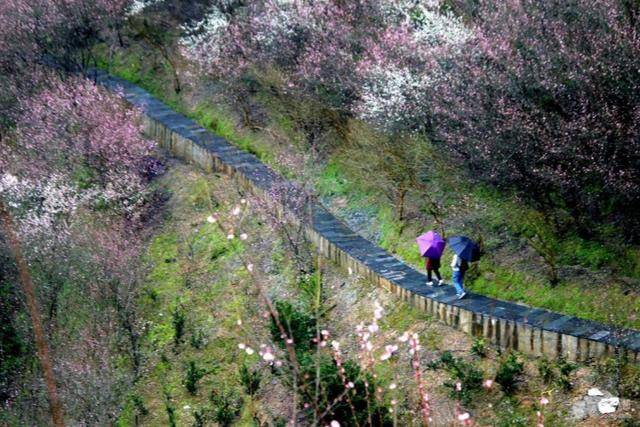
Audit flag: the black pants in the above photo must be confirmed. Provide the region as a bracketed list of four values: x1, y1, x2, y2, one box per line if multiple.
[427, 268, 442, 282]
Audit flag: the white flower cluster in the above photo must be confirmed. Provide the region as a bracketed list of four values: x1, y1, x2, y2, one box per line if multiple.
[252, 4, 297, 49]
[1, 171, 147, 247]
[356, 64, 438, 133]
[1, 173, 85, 245]
[382, 0, 471, 46]
[126, 0, 164, 17]
[356, 1, 471, 133]
[410, 8, 471, 48]
[179, 6, 229, 69]
[0, 173, 21, 204]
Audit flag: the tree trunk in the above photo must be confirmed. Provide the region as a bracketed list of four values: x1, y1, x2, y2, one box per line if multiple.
[0, 199, 65, 427]
[397, 188, 408, 235]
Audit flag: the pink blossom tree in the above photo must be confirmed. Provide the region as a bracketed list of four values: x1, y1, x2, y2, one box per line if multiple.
[180, 1, 389, 121]
[429, 0, 640, 237]
[354, 2, 471, 134]
[0, 0, 132, 132]
[1, 75, 156, 424]
[12, 76, 156, 228]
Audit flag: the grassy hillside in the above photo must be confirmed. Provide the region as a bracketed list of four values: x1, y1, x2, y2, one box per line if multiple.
[93, 44, 640, 331]
[115, 163, 640, 426]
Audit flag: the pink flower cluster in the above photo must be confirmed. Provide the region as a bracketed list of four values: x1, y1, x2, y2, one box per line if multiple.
[2, 76, 157, 250]
[14, 76, 156, 219]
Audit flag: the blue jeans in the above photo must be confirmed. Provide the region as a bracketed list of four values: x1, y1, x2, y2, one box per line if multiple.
[452, 270, 465, 295]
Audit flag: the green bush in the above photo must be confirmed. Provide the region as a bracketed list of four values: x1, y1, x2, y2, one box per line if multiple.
[559, 237, 614, 269]
[471, 338, 487, 358]
[537, 356, 577, 390]
[429, 351, 484, 405]
[193, 408, 209, 427]
[172, 305, 186, 349]
[298, 355, 392, 426]
[210, 389, 242, 427]
[184, 360, 206, 395]
[537, 357, 555, 384]
[555, 357, 578, 391]
[190, 328, 207, 349]
[131, 393, 148, 417]
[273, 417, 288, 427]
[164, 389, 177, 427]
[505, 208, 560, 285]
[269, 300, 316, 355]
[240, 363, 261, 397]
[595, 356, 640, 399]
[495, 353, 524, 395]
[619, 416, 640, 427]
[317, 161, 351, 197]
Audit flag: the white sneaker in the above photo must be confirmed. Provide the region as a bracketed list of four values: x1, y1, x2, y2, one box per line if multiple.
[438, 279, 445, 286]
[426, 281, 434, 286]
[457, 291, 467, 300]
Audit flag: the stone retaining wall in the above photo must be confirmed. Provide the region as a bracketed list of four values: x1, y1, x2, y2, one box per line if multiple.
[94, 71, 639, 363]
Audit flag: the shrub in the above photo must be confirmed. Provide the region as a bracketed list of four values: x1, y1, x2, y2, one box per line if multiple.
[555, 357, 578, 391]
[190, 328, 207, 349]
[210, 389, 241, 427]
[298, 355, 392, 427]
[495, 353, 524, 395]
[506, 208, 561, 285]
[595, 356, 640, 399]
[164, 389, 177, 427]
[184, 360, 206, 395]
[620, 416, 640, 427]
[131, 393, 148, 417]
[269, 300, 316, 355]
[538, 356, 577, 390]
[239, 363, 261, 397]
[172, 305, 186, 348]
[537, 357, 555, 384]
[470, 338, 487, 358]
[429, 351, 484, 405]
[193, 408, 208, 427]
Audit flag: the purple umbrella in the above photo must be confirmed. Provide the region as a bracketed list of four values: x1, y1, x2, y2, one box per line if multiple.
[416, 231, 446, 259]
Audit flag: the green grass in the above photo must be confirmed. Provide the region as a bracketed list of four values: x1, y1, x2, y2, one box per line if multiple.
[316, 160, 353, 197]
[471, 263, 638, 326]
[113, 168, 260, 426]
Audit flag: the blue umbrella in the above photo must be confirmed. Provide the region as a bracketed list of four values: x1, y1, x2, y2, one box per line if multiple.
[447, 236, 480, 262]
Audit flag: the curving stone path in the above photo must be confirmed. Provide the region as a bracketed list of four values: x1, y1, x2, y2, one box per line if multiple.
[93, 70, 639, 363]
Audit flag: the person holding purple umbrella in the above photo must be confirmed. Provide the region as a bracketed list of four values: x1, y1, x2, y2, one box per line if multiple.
[416, 231, 446, 287]
[425, 255, 444, 286]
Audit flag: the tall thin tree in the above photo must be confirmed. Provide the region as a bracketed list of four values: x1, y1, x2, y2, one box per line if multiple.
[0, 199, 65, 427]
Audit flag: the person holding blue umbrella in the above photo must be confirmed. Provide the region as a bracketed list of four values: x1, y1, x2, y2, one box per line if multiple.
[447, 236, 480, 299]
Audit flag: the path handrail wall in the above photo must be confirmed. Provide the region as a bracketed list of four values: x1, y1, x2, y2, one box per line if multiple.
[94, 71, 639, 363]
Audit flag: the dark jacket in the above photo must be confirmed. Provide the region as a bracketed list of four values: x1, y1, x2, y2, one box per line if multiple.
[425, 257, 441, 270]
